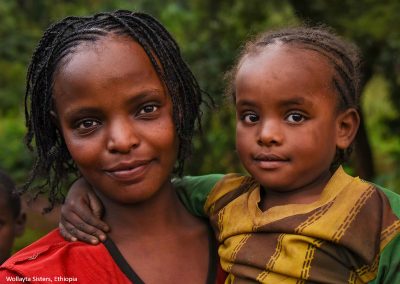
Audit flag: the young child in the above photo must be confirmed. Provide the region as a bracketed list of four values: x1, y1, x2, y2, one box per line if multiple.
[0, 10, 226, 284]
[0, 170, 26, 265]
[60, 27, 400, 283]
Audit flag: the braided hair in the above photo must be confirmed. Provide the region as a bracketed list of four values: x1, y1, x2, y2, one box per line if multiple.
[24, 10, 203, 210]
[226, 26, 361, 169]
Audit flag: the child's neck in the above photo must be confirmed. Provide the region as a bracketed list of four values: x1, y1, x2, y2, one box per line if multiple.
[259, 170, 333, 211]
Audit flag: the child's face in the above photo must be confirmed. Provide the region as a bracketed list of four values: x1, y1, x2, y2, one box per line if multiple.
[0, 192, 25, 264]
[235, 44, 355, 193]
[52, 35, 178, 205]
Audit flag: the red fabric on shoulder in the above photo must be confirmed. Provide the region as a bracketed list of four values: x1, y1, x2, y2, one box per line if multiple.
[0, 229, 132, 283]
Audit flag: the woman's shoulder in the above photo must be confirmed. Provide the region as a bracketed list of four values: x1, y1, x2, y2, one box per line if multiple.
[0, 229, 113, 281]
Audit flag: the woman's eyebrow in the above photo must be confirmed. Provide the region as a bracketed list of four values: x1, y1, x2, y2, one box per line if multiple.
[124, 89, 164, 105]
[62, 107, 103, 121]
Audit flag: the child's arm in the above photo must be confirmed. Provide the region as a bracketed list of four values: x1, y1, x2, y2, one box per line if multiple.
[174, 174, 224, 217]
[59, 178, 109, 244]
[371, 185, 400, 284]
[371, 234, 400, 284]
[59, 174, 224, 243]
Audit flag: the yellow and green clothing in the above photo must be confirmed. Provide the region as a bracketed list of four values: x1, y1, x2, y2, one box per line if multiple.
[175, 167, 400, 283]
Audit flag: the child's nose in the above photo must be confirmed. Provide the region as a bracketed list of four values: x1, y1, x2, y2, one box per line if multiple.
[106, 118, 139, 153]
[257, 120, 283, 146]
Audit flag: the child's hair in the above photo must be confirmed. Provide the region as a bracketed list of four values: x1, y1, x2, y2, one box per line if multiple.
[226, 25, 361, 169]
[24, 10, 203, 209]
[0, 170, 21, 218]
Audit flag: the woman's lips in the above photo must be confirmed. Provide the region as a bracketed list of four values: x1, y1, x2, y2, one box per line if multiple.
[105, 160, 153, 182]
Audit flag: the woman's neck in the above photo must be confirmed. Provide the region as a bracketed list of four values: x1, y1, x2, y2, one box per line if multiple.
[97, 180, 194, 243]
[95, 180, 211, 284]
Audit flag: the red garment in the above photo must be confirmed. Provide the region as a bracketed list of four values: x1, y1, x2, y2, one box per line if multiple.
[0, 229, 131, 283]
[0, 229, 227, 284]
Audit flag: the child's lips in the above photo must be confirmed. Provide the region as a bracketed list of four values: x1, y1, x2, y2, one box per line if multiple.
[253, 153, 289, 169]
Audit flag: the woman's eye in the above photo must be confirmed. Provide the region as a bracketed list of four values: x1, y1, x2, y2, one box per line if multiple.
[287, 113, 305, 123]
[242, 113, 259, 123]
[139, 105, 158, 114]
[77, 120, 100, 130]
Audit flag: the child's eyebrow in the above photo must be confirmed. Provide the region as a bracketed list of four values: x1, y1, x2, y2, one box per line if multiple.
[236, 97, 312, 108]
[235, 99, 258, 108]
[279, 97, 309, 107]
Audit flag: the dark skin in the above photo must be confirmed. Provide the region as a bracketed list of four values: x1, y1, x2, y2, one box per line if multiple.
[54, 35, 211, 284]
[60, 46, 360, 246]
[235, 46, 360, 211]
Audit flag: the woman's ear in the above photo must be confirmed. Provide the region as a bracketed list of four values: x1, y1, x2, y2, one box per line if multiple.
[50, 110, 60, 128]
[336, 108, 360, 150]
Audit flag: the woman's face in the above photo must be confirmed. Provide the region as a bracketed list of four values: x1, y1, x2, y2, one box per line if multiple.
[52, 35, 178, 205]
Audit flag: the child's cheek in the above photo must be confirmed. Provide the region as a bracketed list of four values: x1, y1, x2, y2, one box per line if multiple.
[235, 123, 252, 163]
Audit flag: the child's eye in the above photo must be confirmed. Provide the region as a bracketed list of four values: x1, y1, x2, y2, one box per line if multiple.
[242, 113, 259, 123]
[286, 113, 306, 123]
[138, 104, 158, 115]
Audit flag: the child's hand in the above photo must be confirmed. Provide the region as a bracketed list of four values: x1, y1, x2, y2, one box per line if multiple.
[59, 178, 110, 244]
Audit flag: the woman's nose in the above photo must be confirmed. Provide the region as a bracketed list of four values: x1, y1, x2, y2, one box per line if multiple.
[106, 118, 139, 153]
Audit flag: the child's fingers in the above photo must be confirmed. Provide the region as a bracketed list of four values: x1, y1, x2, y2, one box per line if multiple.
[87, 190, 105, 219]
[75, 217, 108, 242]
[62, 198, 109, 233]
[59, 222, 77, 242]
[60, 211, 107, 242]
[61, 217, 102, 245]
[78, 207, 110, 233]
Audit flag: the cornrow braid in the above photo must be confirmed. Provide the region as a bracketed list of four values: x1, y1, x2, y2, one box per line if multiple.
[24, 10, 203, 211]
[226, 25, 361, 169]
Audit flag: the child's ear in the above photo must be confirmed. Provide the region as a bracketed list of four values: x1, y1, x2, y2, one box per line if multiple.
[336, 108, 360, 149]
[14, 212, 26, 237]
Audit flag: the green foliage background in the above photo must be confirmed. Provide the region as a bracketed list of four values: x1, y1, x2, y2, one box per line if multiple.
[1, 0, 399, 250]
